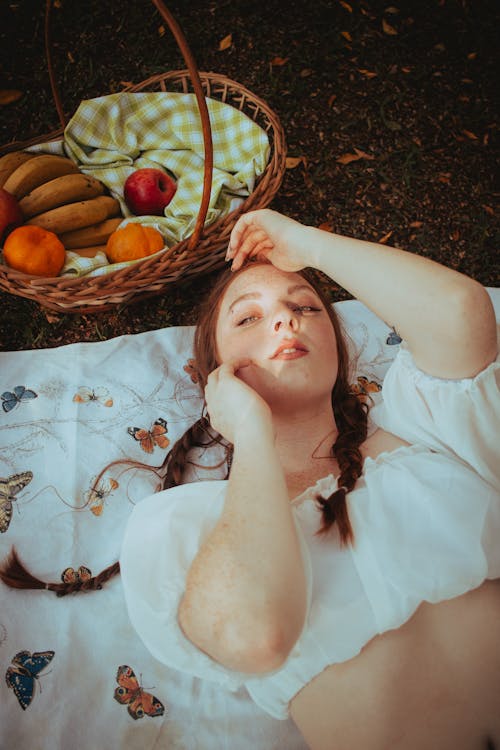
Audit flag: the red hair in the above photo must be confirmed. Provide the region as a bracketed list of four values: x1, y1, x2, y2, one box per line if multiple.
[163, 262, 368, 543]
[0, 263, 368, 595]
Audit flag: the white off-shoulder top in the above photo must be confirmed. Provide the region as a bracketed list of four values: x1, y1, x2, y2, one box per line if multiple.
[120, 344, 500, 720]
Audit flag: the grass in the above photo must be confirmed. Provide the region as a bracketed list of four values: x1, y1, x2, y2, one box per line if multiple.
[0, 0, 498, 350]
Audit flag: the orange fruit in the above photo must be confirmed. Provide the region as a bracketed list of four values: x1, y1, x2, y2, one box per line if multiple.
[3, 225, 66, 276]
[106, 223, 164, 263]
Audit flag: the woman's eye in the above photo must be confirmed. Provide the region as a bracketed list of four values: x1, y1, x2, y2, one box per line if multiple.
[293, 305, 321, 314]
[237, 315, 259, 326]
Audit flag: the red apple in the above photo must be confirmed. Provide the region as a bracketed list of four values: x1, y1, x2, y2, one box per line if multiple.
[123, 168, 177, 216]
[0, 188, 24, 244]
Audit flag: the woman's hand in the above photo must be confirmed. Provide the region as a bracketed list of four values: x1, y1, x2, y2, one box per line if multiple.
[205, 358, 273, 444]
[226, 209, 313, 272]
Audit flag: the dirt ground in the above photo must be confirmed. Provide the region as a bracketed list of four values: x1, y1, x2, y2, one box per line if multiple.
[0, 0, 498, 350]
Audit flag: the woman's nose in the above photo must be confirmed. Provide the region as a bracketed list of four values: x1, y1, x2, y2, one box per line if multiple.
[273, 307, 298, 332]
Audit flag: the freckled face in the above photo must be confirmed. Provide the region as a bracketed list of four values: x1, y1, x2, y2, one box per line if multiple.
[214, 265, 338, 409]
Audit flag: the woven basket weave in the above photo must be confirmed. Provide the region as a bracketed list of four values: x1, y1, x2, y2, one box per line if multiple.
[0, 1, 286, 314]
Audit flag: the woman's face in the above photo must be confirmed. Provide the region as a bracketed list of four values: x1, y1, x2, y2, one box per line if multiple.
[214, 264, 338, 410]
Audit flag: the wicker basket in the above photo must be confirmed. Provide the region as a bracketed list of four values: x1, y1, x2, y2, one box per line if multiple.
[0, 1, 286, 314]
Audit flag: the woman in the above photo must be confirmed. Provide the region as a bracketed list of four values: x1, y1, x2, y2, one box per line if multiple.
[119, 210, 500, 749]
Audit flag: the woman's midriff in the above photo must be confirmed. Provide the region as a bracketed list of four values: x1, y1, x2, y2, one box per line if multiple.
[290, 579, 500, 750]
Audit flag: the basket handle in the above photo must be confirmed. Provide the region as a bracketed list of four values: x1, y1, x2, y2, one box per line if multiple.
[44, 0, 213, 251]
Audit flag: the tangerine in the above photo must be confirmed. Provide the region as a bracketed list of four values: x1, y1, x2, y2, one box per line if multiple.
[106, 223, 164, 263]
[3, 225, 66, 276]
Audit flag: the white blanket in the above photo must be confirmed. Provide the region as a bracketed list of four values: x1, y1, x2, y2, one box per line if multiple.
[0, 291, 498, 749]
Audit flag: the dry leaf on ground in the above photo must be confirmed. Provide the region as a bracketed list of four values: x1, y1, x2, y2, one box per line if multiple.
[271, 56, 289, 66]
[336, 147, 375, 164]
[285, 156, 306, 169]
[218, 34, 232, 51]
[378, 230, 393, 244]
[382, 18, 398, 35]
[0, 90, 23, 105]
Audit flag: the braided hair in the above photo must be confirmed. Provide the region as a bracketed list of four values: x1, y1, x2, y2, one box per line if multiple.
[0, 263, 368, 594]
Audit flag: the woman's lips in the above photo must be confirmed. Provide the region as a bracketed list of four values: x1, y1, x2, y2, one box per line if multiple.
[271, 340, 308, 360]
[273, 349, 308, 360]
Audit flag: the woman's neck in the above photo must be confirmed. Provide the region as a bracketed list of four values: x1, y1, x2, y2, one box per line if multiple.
[272, 402, 339, 493]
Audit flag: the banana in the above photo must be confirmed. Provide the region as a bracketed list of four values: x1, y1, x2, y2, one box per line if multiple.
[3, 154, 80, 200]
[58, 218, 123, 249]
[19, 173, 105, 219]
[69, 245, 108, 258]
[26, 196, 121, 235]
[0, 151, 37, 188]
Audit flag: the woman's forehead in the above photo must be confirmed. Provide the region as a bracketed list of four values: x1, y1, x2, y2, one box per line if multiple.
[220, 264, 313, 307]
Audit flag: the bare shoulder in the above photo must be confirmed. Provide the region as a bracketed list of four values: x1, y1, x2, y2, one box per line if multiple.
[361, 428, 410, 462]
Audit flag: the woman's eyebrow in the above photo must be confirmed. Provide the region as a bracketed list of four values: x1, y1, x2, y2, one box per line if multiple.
[228, 284, 319, 313]
[287, 284, 318, 296]
[228, 292, 261, 313]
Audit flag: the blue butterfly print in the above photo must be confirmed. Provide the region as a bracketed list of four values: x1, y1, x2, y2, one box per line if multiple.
[386, 328, 402, 345]
[1, 386, 38, 413]
[6, 650, 55, 710]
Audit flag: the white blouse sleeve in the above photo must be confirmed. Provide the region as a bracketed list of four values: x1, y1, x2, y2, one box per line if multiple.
[119, 480, 313, 690]
[370, 343, 500, 491]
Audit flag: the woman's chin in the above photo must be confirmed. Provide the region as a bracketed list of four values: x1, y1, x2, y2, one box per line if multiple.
[242, 368, 333, 412]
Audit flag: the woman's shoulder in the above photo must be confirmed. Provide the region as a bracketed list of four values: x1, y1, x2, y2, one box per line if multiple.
[360, 428, 410, 462]
[370, 344, 499, 489]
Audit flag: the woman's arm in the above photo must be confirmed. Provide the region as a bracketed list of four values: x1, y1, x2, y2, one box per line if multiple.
[178, 360, 307, 673]
[227, 210, 498, 378]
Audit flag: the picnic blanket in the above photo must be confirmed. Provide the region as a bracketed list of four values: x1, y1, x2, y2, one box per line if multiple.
[1, 291, 498, 749]
[28, 91, 270, 277]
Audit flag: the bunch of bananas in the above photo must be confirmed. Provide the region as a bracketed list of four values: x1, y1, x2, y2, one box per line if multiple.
[0, 151, 123, 258]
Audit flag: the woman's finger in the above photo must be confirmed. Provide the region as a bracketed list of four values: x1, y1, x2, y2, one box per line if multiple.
[206, 359, 253, 390]
[226, 215, 254, 260]
[217, 357, 253, 376]
[229, 226, 266, 266]
[231, 231, 274, 271]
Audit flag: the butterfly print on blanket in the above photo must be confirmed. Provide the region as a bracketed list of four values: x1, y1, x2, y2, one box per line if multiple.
[386, 327, 402, 345]
[114, 664, 166, 720]
[127, 418, 169, 454]
[73, 386, 113, 407]
[183, 358, 200, 384]
[1, 385, 38, 413]
[61, 565, 92, 584]
[87, 477, 119, 516]
[350, 376, 382, 405]
[0, 471, 33, 533]
[6, 650, 55, 710]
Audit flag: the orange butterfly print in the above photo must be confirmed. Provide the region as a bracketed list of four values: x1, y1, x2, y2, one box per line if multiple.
[61, 565, 92, 584]
[73, 386, 113, 407]
[113, 665, 165, 720]
[350, 376, 382, 403]
[127, 418, 169, 454]
[183, 358, 199, 384]
[87, 478, 119, 516]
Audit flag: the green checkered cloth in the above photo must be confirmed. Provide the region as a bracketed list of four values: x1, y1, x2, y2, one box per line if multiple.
[30, 92, 270, 276]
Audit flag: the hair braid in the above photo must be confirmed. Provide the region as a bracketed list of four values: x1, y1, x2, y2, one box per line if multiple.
[0, 262, 373, 596]
[161, 416, 231, 490]
[0, 547, 120, 597]
[316, 389, 369, 544]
